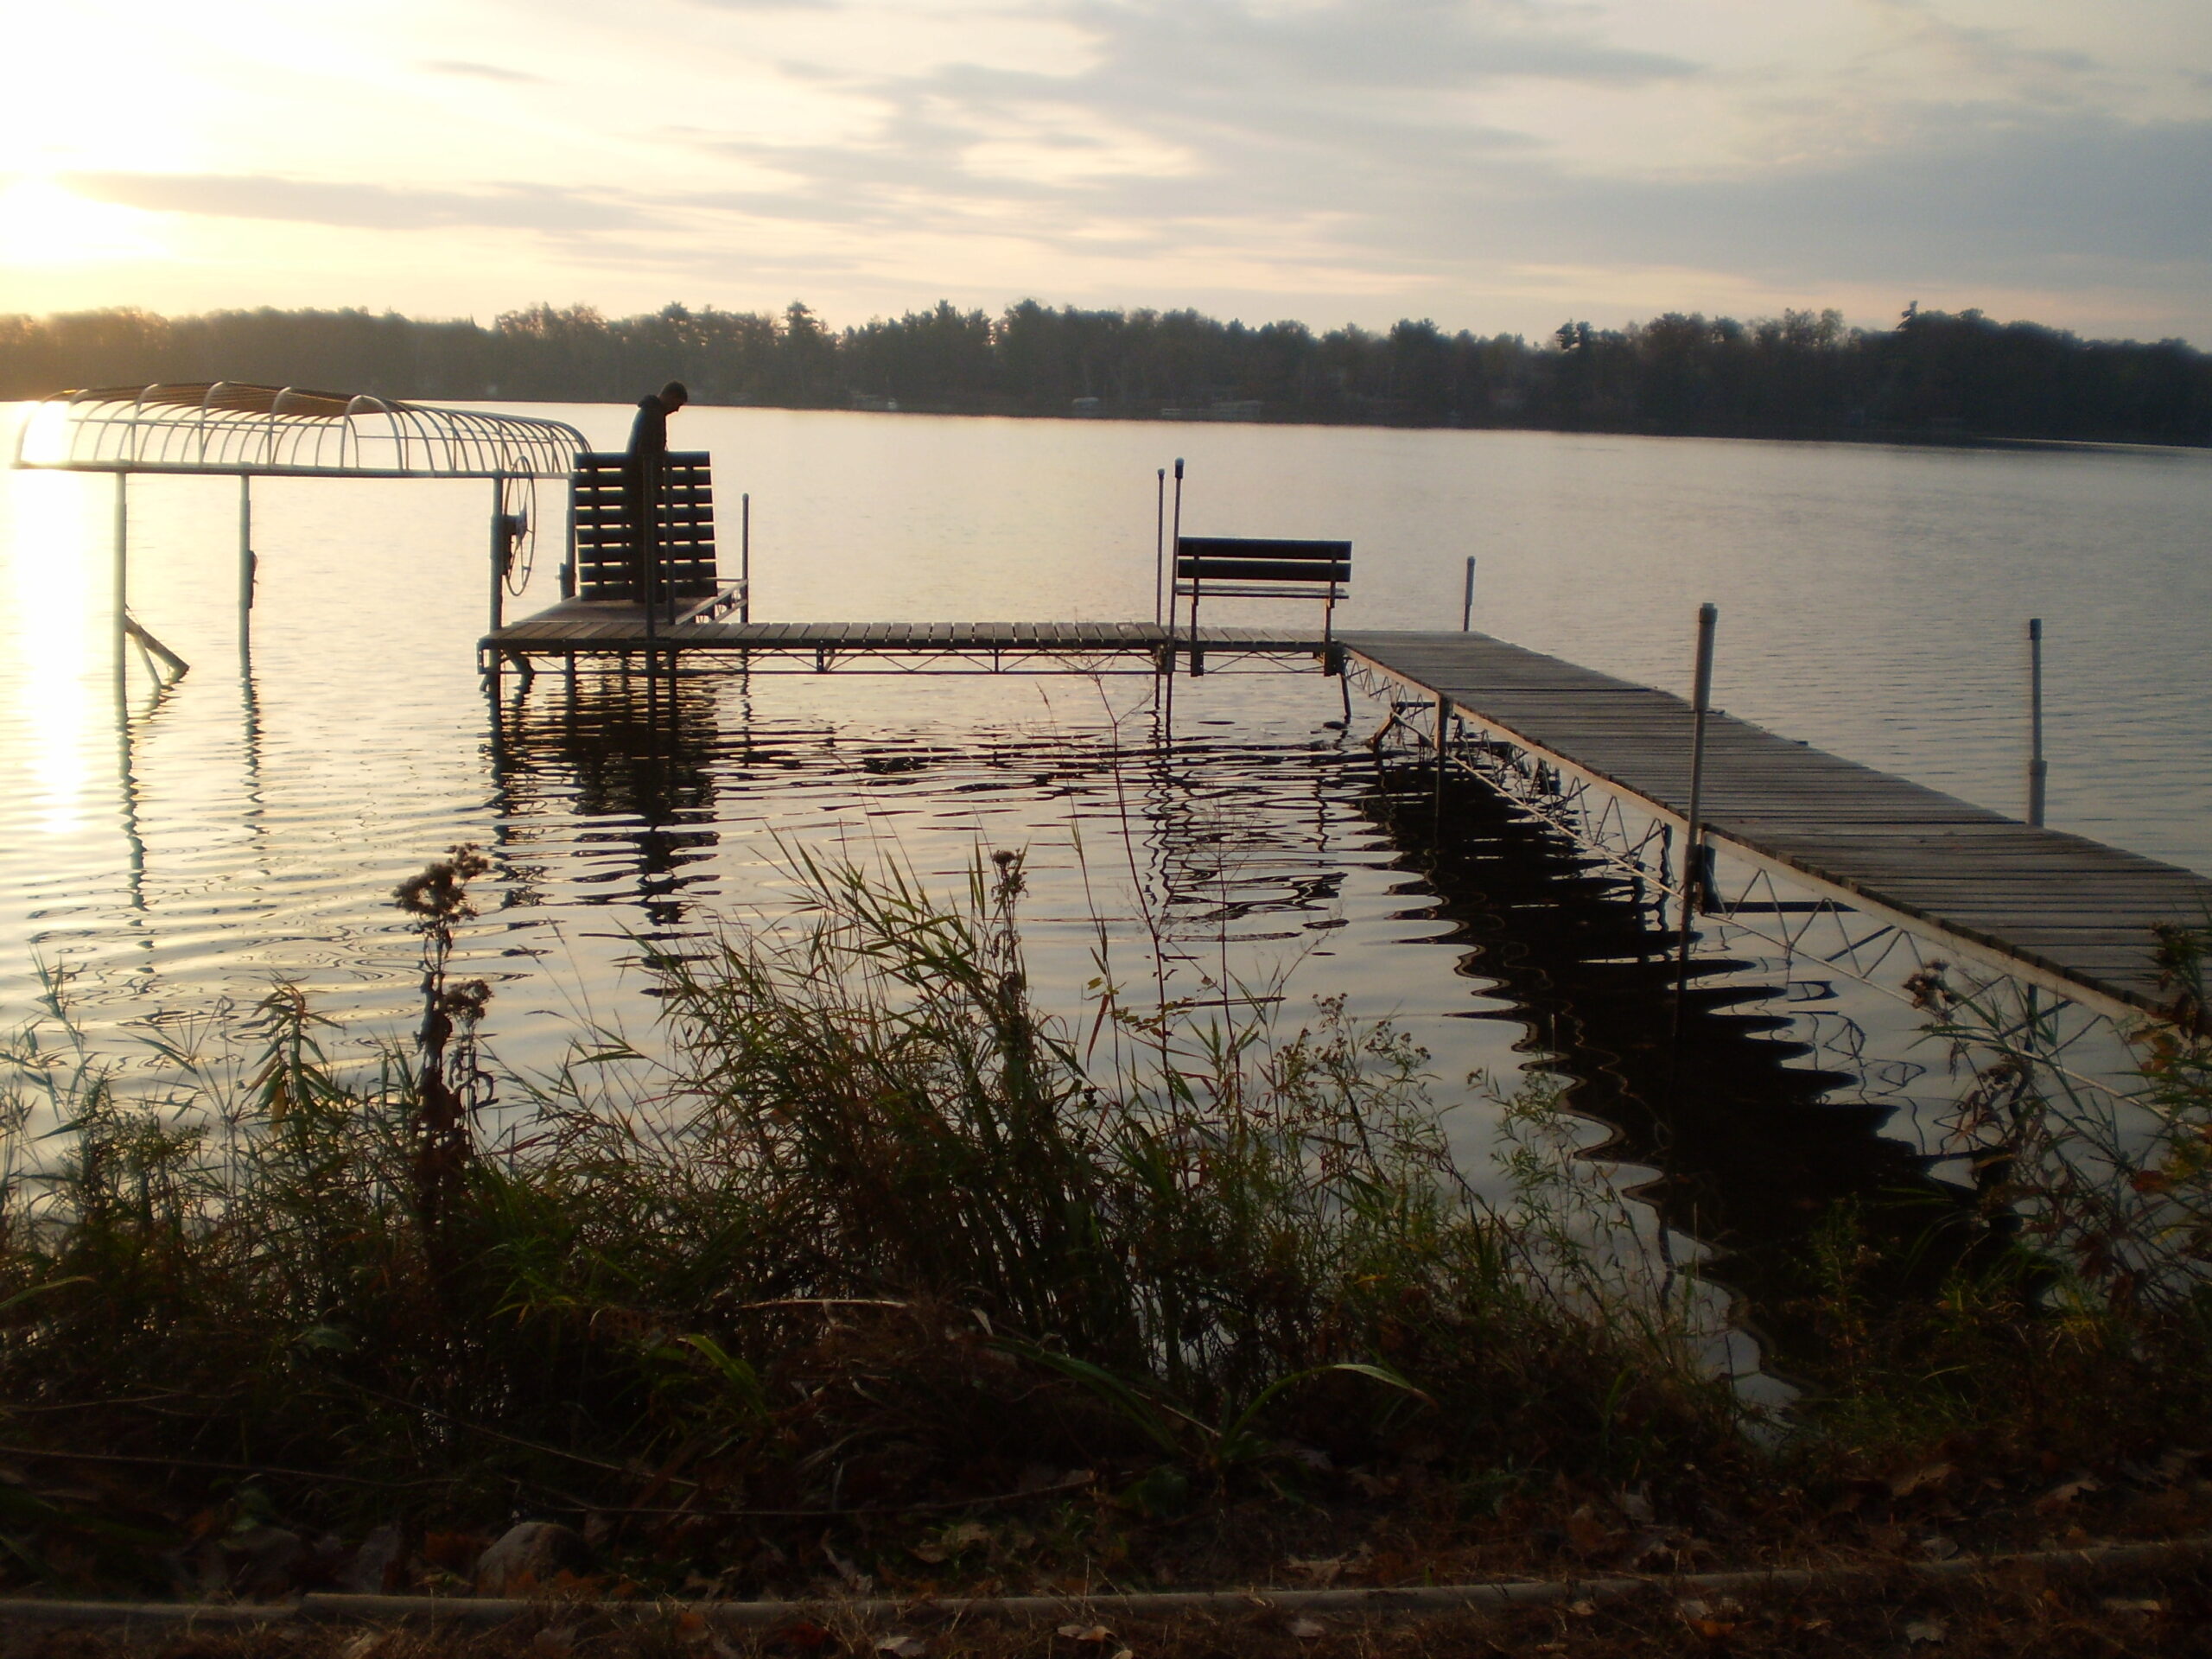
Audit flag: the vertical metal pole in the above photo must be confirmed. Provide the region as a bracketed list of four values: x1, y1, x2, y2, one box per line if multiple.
[238, 475, 255, 633]
[741, 491, 752, 624]
[1676, 602, 1719, 950]
[488, 476, 505, 636]
[1460, 556, 1476, 632]
[2027, 617, 2047, 828]
[1433, 695, 1450, 823]
[1170, 456, 1185, 635]
[112, 473, 128, 624]
[1153, 467, 1166, 626]
[561, 471, 577, 600]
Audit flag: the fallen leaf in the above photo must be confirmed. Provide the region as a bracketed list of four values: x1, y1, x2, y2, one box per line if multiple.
[1890, 1462, 1954, 1500]
[2032, 1474, 2102, 1514]
[2102, 1598, 2164, 1614]
[876, 1637, 927, 1659]
[1918, 1535, 1960, 1560]
[1286, 1556, 1345, 1586]
[1289, 1618, 1325, 1639]
[1618, 1487, 1655, 1524]
[1057, 1626, 1113, 1643]
[823, 1541, 869, 1591]
[1567, 1600, 1596, 1618]
[1905, 1618, 1947, 1644]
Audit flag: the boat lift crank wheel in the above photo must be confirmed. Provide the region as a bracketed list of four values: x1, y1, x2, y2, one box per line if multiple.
[499, 470, 537, 594]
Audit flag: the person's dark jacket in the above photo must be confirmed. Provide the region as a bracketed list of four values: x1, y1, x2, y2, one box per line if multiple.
[626, 393, 673, 470]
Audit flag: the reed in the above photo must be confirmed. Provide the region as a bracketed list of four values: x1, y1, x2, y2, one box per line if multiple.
[0, 848, 1742, 1592]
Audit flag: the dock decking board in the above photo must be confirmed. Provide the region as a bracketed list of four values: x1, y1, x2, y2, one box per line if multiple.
[1335, 629, 2209, 1015]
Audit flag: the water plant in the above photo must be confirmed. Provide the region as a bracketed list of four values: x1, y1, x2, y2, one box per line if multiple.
[0, 846, 1744, 1593]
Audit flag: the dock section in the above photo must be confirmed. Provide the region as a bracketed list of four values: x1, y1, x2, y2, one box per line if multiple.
[484, 608, 1329, 671]
[1338, 630, 2212, 1018]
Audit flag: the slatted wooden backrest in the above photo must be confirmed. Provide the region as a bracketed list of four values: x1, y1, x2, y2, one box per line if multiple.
[570, 451, 719, 601]
[1174, 537, 1351, 588]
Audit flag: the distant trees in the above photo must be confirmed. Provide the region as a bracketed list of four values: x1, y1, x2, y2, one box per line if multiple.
[3, 298, 2206, 448]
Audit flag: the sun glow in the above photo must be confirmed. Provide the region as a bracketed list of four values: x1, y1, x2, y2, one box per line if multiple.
[0, 177, 165, 267]
[0, 464, 98, 838]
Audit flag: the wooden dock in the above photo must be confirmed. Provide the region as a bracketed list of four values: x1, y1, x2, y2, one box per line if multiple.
[480, 602, 2210, 1019]
[1338, 631, 2212, 1019]
[483, 603, 1328, 668]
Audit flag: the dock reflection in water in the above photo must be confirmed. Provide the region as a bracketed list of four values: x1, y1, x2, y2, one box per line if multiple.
[480, 658, 1961, 1375]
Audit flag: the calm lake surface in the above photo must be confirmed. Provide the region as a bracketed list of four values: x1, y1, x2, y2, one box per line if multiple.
[3, 405, 2209, 1198]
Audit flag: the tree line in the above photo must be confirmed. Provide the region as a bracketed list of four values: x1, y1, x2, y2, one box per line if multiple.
[3, 296, 2207, 447]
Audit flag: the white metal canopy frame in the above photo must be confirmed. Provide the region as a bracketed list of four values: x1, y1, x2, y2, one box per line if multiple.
[10, 385, 594, 681]
[11, 382, 584, 479]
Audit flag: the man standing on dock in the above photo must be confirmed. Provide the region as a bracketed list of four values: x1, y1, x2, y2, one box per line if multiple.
[624, 380, 688, 605]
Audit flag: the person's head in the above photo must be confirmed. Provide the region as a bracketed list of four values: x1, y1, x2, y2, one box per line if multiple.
[660, 379, 689, 412]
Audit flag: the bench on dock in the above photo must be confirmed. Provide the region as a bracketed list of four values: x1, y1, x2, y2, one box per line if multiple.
[1175, 536, 1351, 645]
[567, 451, 741, 616]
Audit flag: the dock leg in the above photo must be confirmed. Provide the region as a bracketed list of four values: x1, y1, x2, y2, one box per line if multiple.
[2027, 618, 2048, 827]
[488, 475, 507, 637]
[238, 475, 256, 647]
[112, 473, 128, 626]
[1433, 696, 1450, 826]
[1672, 603, 1719, 1037]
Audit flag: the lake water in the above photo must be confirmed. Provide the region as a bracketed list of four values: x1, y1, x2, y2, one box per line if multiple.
[3, 406, 2209, 1224]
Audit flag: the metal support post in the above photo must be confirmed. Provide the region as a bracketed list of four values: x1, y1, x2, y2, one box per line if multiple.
[1461, 556, 1476, 632]
[2027, 618, 2047, 828]
[1433, 695, 1451, 823]
[1169, 456, 1185, 638]
[741, 492, 752, 624]
[1675, 601, 1719, 975]
[238, 475, 256, 633]
[1153, 467, 1166, 626]
[487, 476, 506, 636]
[560, 474, 577, 600]
[112, 474, 128, 624]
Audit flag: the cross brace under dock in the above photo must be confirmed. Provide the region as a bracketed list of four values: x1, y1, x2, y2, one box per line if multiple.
[1337, 630, 2212, 1020]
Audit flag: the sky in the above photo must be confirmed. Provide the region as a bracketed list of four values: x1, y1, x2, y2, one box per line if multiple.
[1, 0, 2209, 344]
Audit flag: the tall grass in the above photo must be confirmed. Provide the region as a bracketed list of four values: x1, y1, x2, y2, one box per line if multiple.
[0, 848, 1738, 1581]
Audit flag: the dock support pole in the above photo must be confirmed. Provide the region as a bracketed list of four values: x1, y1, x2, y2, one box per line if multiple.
[112, 473, 128, 625]
[1169, 457, 1185, 658]
[238, 476, 256, 637]
[1674, 602, 1719, 1007]
[1154, 467, 1166, 626]
[1433, 695, 1451, 823]
[741, 492, 752, 624]
[1461, 556, 1476, 632]
[487, 476, 506, 638]
[2027, 618, 2047, 828]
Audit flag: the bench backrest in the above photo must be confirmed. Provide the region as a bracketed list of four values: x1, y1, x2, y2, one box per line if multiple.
[1175, 536, 1351, 587]
[571, 450, 718, 601]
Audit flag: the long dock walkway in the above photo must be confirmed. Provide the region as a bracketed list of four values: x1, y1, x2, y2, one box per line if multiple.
[484, 605, 1324, 669]
[1338, 631, 2211, 1018]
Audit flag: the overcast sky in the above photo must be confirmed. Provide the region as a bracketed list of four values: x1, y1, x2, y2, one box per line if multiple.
[3, 0, 2209, 342]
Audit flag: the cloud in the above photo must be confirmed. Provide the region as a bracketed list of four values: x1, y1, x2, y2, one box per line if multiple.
[67, 174, 656, 237]
[421, 59, 547, 84]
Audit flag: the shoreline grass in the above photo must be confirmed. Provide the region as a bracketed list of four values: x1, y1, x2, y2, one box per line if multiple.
[0, 849, 2208, 1606]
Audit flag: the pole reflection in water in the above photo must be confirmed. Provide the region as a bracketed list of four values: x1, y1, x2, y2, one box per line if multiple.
[490, 662, 725, 931]
[1361, 749, 1979, 1379]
